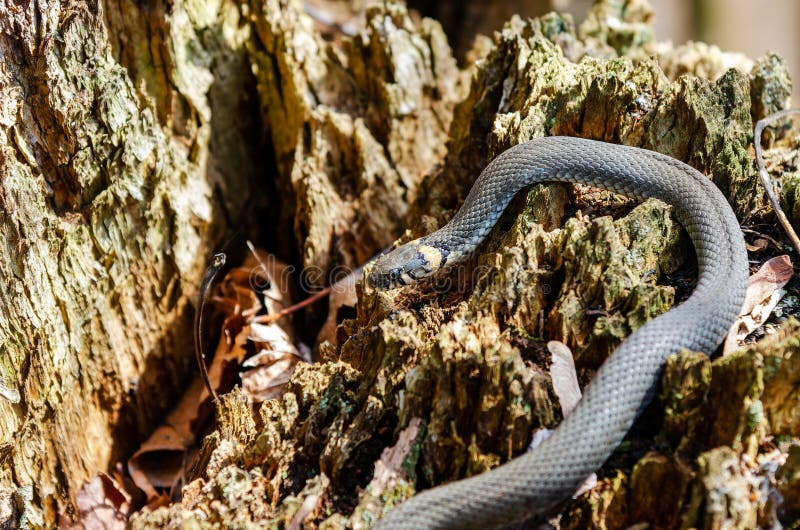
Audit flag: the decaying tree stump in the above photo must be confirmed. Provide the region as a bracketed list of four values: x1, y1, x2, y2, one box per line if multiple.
[2, 0, 800, 528]
[0, 0, 265, 525]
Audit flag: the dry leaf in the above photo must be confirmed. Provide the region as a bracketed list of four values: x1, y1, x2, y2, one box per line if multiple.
[127, 315, 251, 502]
[745, 238, 769, 252]
[534, 342, 597, 498]
[723, 255, 794, 355]
[241, 322, 306, 403]
[242, 356, 299, 402]
[548, 340, 582, 416]
[216, 249, 303, 404]
[529, 341, 581, 453]
[573, 473, 598, 498]
[246, 322, 305, 361]
[246, 245, 294, 319]
[286, 491, 322, 530]
[127, 422, 194, 502]
[76, 473, 130, 530]
[316, 267, 361, 346]
[285, 476, 329, 530]
[128, 248, 304, 503]
[128, 253, 277, 503]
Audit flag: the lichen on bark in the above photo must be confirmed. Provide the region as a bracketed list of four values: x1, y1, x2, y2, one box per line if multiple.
[248, 0, 460, 277]
[4, 0, 800, 527]
[0, 0, 266, 525]
[129, 0, 800, 528]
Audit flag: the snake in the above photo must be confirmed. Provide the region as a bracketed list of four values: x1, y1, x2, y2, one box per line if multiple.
[366, 137, 748, 529]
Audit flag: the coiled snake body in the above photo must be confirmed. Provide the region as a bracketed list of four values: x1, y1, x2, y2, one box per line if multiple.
[367, 137, 747, 529]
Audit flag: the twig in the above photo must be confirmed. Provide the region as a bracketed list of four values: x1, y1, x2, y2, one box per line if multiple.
[253, 286, 333, 324]
[194, 253, 226, 403]
[754, 108, 800, 255]
[245, 240, 334, 324]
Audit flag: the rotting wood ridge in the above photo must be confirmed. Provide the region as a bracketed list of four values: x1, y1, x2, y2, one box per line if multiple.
[1, 0, 799, 528]
[130, 0, 800, 528]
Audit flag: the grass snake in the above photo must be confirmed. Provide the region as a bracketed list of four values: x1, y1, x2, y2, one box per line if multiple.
[366, 137, 748, 529]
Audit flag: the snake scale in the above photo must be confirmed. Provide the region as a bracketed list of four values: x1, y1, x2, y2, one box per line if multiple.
[366, 137, 748, 529]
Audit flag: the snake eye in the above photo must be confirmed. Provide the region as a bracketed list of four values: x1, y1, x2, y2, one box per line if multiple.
[389, 268, 401, 283]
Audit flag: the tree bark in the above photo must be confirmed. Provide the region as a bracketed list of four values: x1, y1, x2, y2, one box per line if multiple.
[134, 0, 800, 528]
[0, 0, 265, 525]
[1, 0, 799, 528]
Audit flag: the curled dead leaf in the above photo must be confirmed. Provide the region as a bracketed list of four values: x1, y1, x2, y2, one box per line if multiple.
[745, 238, 769, 252]
[246, 244, 294, 320]
[316, 267, 361, 346]
[286, 490, 322, 530]
[367, 418, 423, 495]
[76, 473, 131, 530]
[724, 255, 794, 355]
[240, 322, 309, 403]
[528, 428, 553, 451]
[128, 244, 321, 508]
[127, 417, 197, 504]
[573, 472, 598, 498]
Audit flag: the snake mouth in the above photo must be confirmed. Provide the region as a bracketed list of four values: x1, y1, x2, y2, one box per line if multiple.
[367, 241, 442, 289]
[367, 263, 421, 289]
[366, 266, 402, 289]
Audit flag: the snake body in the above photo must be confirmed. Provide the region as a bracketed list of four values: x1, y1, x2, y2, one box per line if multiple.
[367, 137, 747, 529]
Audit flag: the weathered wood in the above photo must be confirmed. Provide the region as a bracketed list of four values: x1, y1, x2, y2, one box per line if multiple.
[0, 0, 263, 525]
[249, 0, 459, 278]
[131, 0, 800, 529]
[1, 0, 799, 528]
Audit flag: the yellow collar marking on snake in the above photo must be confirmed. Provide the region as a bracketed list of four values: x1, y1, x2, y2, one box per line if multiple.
[371, 136, 747, 530]
[416, 243, 445, 271]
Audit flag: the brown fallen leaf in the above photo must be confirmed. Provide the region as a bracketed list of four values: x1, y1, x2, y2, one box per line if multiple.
[247, 321, 307, 361]
[286, 489, 322, 530]
[535, 342, 596, 498]
[241, 322, 307, 403]
[285, 475, 330, 530]
[246, 243, 294, 321]
[242, 355, 299, 403]
[127, 379, 204, 504]
[76, 473, 130, 530]
[528, 428, 553, 451]
[129, 249, 296, 504]
[315, 266, 362, 346]
[745, 238, 769, 252]
[242, 254, 364, 403]
[573, 473, 598, 498]
[723, 255, 794, 355]
[130, 308, 253, 503]
[529, 340, 583, 452]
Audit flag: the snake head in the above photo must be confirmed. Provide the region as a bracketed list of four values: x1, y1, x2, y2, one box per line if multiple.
[367, 241, 446, 289]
